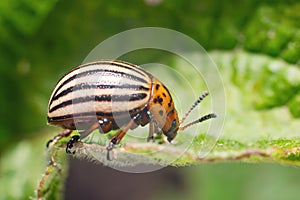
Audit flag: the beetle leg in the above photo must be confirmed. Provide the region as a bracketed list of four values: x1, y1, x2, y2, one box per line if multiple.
[65, 122, 100, 154]
[66, 135, 80, 154]
[109, 118, 136, 144]
[79, 122, 101, 138]
[106, 118, 136, 160]
[152, 123, 165, 144]
[46, 129, 73, 148]
[147, 121, 155, 142]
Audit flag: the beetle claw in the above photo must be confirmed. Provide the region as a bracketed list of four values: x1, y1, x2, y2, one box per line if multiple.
[46, 133, 63, 148]
[47, 129, 73, 149]
[66, 135, 80, 154]
[106, 142, 114, 160]
[147, 136, 154, 142]
[46, 139, 53, 148]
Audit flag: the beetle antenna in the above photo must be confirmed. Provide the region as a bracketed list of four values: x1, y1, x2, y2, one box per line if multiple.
[179, 113, 216, 131]
[179, 91, 209, 125]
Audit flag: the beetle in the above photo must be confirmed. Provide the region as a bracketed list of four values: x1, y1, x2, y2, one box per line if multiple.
[47, 60, 216, 159]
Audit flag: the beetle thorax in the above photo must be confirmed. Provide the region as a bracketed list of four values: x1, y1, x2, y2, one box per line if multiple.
[148, 78, 179, 139]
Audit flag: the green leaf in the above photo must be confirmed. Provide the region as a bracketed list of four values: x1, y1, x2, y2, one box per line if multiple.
[0, 131, 68, 200]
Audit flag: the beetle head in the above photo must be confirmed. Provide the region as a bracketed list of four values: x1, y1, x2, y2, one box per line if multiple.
[162, 109, 179, 142]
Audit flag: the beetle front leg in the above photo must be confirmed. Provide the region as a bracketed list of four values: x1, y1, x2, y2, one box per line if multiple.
[147, 121, 164, 143]
[66, 135, 80, 154]
[66, 122, 101, 154]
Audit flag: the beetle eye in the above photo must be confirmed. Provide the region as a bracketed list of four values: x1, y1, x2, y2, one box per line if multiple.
[171, 119, 177, 130]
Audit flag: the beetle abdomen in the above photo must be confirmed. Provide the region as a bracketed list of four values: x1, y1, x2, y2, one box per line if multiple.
[47, 60, 152, 128]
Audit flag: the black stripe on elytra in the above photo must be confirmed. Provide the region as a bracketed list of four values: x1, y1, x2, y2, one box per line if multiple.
[51, 83, 149, 104]
[74, 61, 148, 79]
[66, 60, 149, 79]
[51, 68, 149, 104]
[49, 93, 147, 113]
[48, 108, 141, 122]
[98, 61, 147, 78]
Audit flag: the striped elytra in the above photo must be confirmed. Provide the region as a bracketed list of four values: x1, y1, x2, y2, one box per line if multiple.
[47, 60, 216, 156]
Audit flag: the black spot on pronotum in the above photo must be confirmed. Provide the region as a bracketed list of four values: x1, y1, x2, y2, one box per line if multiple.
[157, 96, 163, 105]
[168, 98, 173, 107]
[159, 110, 164, 116]
[153, 96, 163, 105]
[156, 84, 160, 90]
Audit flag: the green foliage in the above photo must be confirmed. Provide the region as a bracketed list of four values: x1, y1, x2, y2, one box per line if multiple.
[0, 0, 300, 199]
[224, 51, 300, 111]
[36, 149, 68, 200]
[1, 0, 300, 149]
[0, 0, 59, 149]
[288, 93, 300, 117]
[0, 131, 68, 200]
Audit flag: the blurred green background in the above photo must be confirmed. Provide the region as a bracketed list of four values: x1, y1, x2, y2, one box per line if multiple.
[1, 0, 300, 199]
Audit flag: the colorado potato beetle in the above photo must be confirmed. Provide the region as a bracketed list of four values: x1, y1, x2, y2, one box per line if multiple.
[47, 60, 216, 159]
